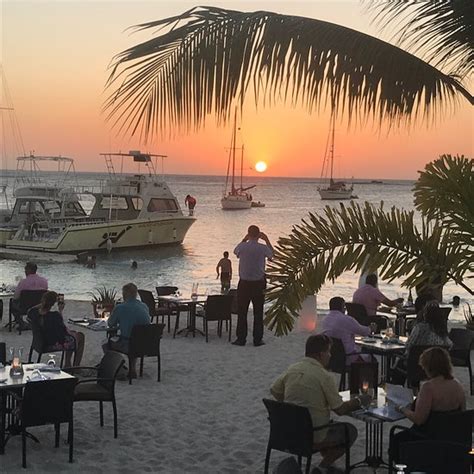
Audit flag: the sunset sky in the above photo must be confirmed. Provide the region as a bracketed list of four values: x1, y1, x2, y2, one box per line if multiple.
[1, 0, 472, 178]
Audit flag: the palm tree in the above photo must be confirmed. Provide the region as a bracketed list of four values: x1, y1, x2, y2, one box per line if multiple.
[104, 2, 473, 141]
[264, 154, 473, 335]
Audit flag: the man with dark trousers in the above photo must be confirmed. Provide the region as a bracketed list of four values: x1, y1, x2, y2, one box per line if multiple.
[233, 225, 273, 346]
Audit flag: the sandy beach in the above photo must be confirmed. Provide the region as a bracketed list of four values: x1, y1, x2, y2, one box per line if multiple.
[1, 299, 472, 473]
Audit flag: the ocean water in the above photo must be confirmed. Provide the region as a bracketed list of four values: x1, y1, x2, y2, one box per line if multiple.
[0, 173, 471, 321]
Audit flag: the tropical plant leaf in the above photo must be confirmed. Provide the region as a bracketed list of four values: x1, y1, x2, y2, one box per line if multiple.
[104, 6, 472, 141]
[264, 201, 473, 336]
[414, 154, 474, 249]
[365, 0, 474, 79]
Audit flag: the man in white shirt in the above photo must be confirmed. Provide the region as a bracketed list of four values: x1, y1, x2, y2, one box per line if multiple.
[233, 225, 273, 346]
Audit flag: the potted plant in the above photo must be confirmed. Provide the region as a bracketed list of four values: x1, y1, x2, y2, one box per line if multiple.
[463, 303, 474, 331]
[89, 286, 118, 317]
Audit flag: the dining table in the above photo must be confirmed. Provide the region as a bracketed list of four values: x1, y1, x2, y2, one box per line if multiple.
[157, 295, 208, 337]
[0, 364, 76, 454]
[341, 388, 406, 470]
[355, 335, 407, 383]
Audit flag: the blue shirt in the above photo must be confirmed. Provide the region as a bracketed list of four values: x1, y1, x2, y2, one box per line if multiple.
[107, 298, 151, 339]
[234, 240, 273, 281]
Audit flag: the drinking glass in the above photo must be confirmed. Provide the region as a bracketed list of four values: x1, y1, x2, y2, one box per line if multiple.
[387, 321, 394, 338]
[9, 346, 14, 364]
[47, 354, 57, 367]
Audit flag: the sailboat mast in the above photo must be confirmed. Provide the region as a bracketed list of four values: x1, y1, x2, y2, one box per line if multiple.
[329, 113, 335, 184]
[240, 144, 244, 190]
[231, 108, 237, 193]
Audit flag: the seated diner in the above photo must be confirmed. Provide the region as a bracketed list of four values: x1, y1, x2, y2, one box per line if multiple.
[352, 274, 403, 317]
[390, 347, 466, 462]
[270, 335, 371, 471]
[28, 290, 85, 367]
[103, 282, 151, 378]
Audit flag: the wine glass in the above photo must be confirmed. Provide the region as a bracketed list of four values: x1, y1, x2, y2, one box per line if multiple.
[47, 354, 57, 367]
[9, 346, 14, 364]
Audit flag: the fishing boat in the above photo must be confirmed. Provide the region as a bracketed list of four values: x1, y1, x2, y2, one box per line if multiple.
[1, 151, 195, 253]
[221, 111, 255, 210]
[318, 113, 355, 200]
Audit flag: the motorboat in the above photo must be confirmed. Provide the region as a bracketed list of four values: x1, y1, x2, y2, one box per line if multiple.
[2, 151, 195, 253]
[318, 113, 355, 201]
[221, 110, 255, 210]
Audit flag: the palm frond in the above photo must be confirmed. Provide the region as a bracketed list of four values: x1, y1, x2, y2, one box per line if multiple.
[365, 0, 474, 78]
[414, 154, 474, 249]
[104, 6, 472, 141]
[265, 201, 473, 336]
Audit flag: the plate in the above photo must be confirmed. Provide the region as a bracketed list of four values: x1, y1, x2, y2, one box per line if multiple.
[361, 337, 376, 343]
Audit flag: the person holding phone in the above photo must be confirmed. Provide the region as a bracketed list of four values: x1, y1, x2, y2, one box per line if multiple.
[232, 225, 273, 347]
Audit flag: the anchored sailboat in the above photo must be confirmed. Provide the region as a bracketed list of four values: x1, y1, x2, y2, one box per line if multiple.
[318, 113, 355, 200]
[221, 110, 255, 210]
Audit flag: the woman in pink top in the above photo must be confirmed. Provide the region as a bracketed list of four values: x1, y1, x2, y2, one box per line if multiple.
[390, 347, 466, 462]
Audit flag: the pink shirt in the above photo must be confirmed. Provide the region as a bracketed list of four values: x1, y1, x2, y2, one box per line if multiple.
[352, 284, 386, 316]
[14, 274, 48, 299]
[319, 310, 370, 357]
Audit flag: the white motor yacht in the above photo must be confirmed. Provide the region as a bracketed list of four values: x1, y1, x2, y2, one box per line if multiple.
[2, 151, 195, 253]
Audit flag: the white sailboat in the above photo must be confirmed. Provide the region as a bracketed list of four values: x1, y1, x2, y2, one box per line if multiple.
[221, 111, 254, 210]
[318, 113, 355, 200]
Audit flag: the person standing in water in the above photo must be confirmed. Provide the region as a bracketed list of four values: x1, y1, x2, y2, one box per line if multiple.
[216, 251, 232, 293]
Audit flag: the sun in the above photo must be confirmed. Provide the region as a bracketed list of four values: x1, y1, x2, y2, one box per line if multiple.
[255, 161, 267, 173]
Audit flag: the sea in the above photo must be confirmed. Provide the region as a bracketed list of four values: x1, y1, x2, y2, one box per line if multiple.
[0, 172, 471, 321]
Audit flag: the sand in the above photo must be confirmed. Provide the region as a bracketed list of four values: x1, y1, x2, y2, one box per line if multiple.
[1, 299, 472, 473]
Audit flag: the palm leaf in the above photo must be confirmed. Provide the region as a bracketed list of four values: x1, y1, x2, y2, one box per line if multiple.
[414, 154, 474, 249]
[265, 201, 473, 336]
[104, 6, 472, 141]
[365, 0, 474, 79]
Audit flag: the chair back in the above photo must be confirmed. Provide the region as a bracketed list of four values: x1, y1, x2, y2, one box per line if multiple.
[421, 409, 473, 446]
[346, 303, 370, 326]
[155, 286, 178, 296]
[449, 328, 474, 361]
[129, 323, 165, 358]
[406, 345, 442, 388]
[228, 289, 238, 314]
[399, 440, 471, 474]
[21, 378, 76, 428]
[203, 294, 232, 322]
[349, 360, 378, 394]
[0, 342, 5, 365]
[262, 399, 314, 457]
[97, 351, 126, 391]
[327, 337, 347, 375]
[138, 289, 157, 318]
[27, 308, 47, 353]
[18, 289, 48, 314]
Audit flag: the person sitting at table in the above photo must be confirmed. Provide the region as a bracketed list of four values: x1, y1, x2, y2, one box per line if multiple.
[270, 335, 371, 472]
[102, 282, 150, 378]
[390, 347, 465, 463]
[11, 262, 49, 330]
[352, 274, 403, 317]
[389, 305, 452, 384]
[318, 296, 376, 362]
[28, 291, 85, 367]
[405, 294, 439, 333]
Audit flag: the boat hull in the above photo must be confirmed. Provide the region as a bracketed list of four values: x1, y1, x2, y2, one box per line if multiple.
[0, 227, 16, 246]
[318, 189, 354, 200]
[5, 216, 195, 253]
[221, 196, 252, 210]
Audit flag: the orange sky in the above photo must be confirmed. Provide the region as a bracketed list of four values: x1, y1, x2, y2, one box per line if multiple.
[1, 1, 472, 179]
